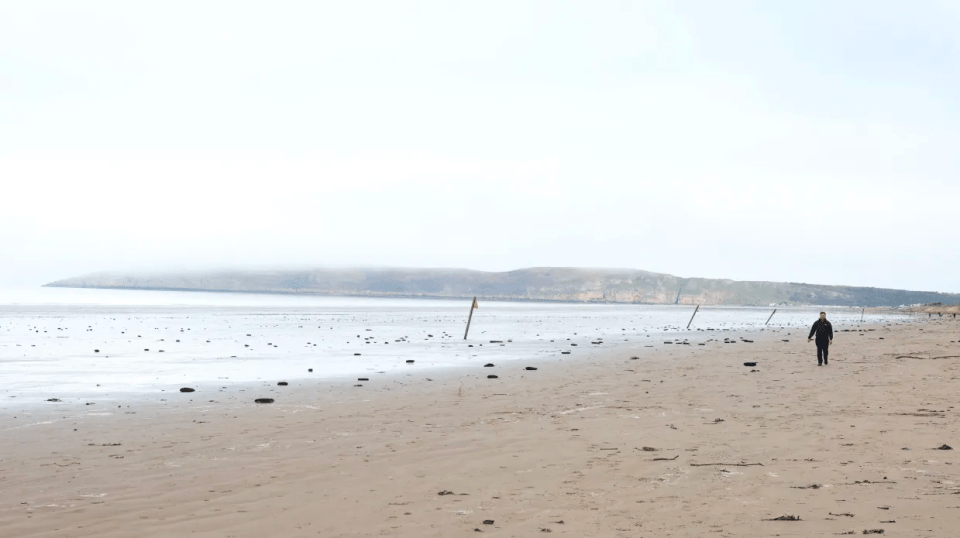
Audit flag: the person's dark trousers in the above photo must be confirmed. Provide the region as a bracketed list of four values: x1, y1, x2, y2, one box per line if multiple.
[817, 343, 829, 365]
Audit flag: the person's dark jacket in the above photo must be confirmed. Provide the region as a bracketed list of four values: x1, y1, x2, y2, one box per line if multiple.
[808, 319, 833, 345]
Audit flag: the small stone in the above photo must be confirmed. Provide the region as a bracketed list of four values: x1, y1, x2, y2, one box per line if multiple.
[487, 375, 498, 379]
[358, 378, 369, 381]
[937, 444, 953, 450]
[483, 520, 495, 525]
[94, 349, 99, 353]
[525, 367, 538, 371]
[308, 368, 313, 372]
[180, 387, 195, 393]
[277, 381, 288, 386]
[484, 363, 494, 367]
[406, 360, 415, 363]
[46, 398, 61, 402]
[254, 398, 274, 404]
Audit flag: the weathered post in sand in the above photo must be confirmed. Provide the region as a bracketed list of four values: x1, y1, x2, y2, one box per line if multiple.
[861, 308, 865, 322]
[464, 297, 479, 339]
[686, 304, 700, 330]
[765, 309, 777, 325]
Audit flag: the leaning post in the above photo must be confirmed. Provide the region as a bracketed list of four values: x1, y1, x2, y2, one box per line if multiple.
[464, 297, 478, 339]
[686, 304, 700, 330]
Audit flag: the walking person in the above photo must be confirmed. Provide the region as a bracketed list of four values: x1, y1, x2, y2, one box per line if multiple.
[808, 311, 833, 366]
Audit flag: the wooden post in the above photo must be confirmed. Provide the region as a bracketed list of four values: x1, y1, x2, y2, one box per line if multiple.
[686, 304, 700, 330]
[861, 308, 865, 322]
[765, 309, 777, 325]
[464, 297, 477, 340]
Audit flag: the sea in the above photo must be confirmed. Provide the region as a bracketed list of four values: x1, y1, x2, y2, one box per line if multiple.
[0, 287, 915, 403]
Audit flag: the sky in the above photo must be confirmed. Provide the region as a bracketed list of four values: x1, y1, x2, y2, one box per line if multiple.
[1, 1, 959, 292]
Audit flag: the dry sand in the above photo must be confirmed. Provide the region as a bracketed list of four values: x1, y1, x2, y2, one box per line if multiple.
[3, 318, 960, 537]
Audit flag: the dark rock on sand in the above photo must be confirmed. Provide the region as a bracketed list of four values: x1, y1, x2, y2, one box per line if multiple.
[483, 520, 495, 525]
[487, 375, 498, 379]
[179, 387, 195, 393]
[358, 378, 369, 381]
[406, 360, 415, 363]
[46, 398, 61, 402]
[254, 398, 274, 404]
[277, 381, 288, 386]
[484, 363, 495, 367]
[525, 367, 538, 371]
[743, 362, 757, 367]
[937, 444, 953, 450]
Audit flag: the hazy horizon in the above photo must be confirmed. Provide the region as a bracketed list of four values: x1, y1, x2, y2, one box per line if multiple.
[3, 1, 959, 293]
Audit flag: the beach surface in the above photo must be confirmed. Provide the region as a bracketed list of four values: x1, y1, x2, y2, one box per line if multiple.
[3, 317, 960, 537]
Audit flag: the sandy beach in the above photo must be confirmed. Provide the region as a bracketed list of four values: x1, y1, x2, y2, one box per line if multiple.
[3, 316, 960, 537]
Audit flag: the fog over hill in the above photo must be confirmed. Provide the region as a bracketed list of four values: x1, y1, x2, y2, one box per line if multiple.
[43, 267, 960, 307]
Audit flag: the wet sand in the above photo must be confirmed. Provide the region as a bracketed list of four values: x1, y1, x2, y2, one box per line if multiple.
[3, 318, 960, 537]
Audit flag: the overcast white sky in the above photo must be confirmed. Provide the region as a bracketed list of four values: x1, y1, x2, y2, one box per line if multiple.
[2, 1, 959, 292]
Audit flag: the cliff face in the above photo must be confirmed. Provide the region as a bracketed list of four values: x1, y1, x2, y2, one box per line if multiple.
[44, 267, 960, 307]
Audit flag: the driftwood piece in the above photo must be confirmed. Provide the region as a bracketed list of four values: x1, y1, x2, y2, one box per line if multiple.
[690, 462, 763, 467]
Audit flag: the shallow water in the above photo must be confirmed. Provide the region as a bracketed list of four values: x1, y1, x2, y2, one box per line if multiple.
[0, 287, 913, 402]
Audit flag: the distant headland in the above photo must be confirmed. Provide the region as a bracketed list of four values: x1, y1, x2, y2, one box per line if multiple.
[43, 267, 960, 308]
